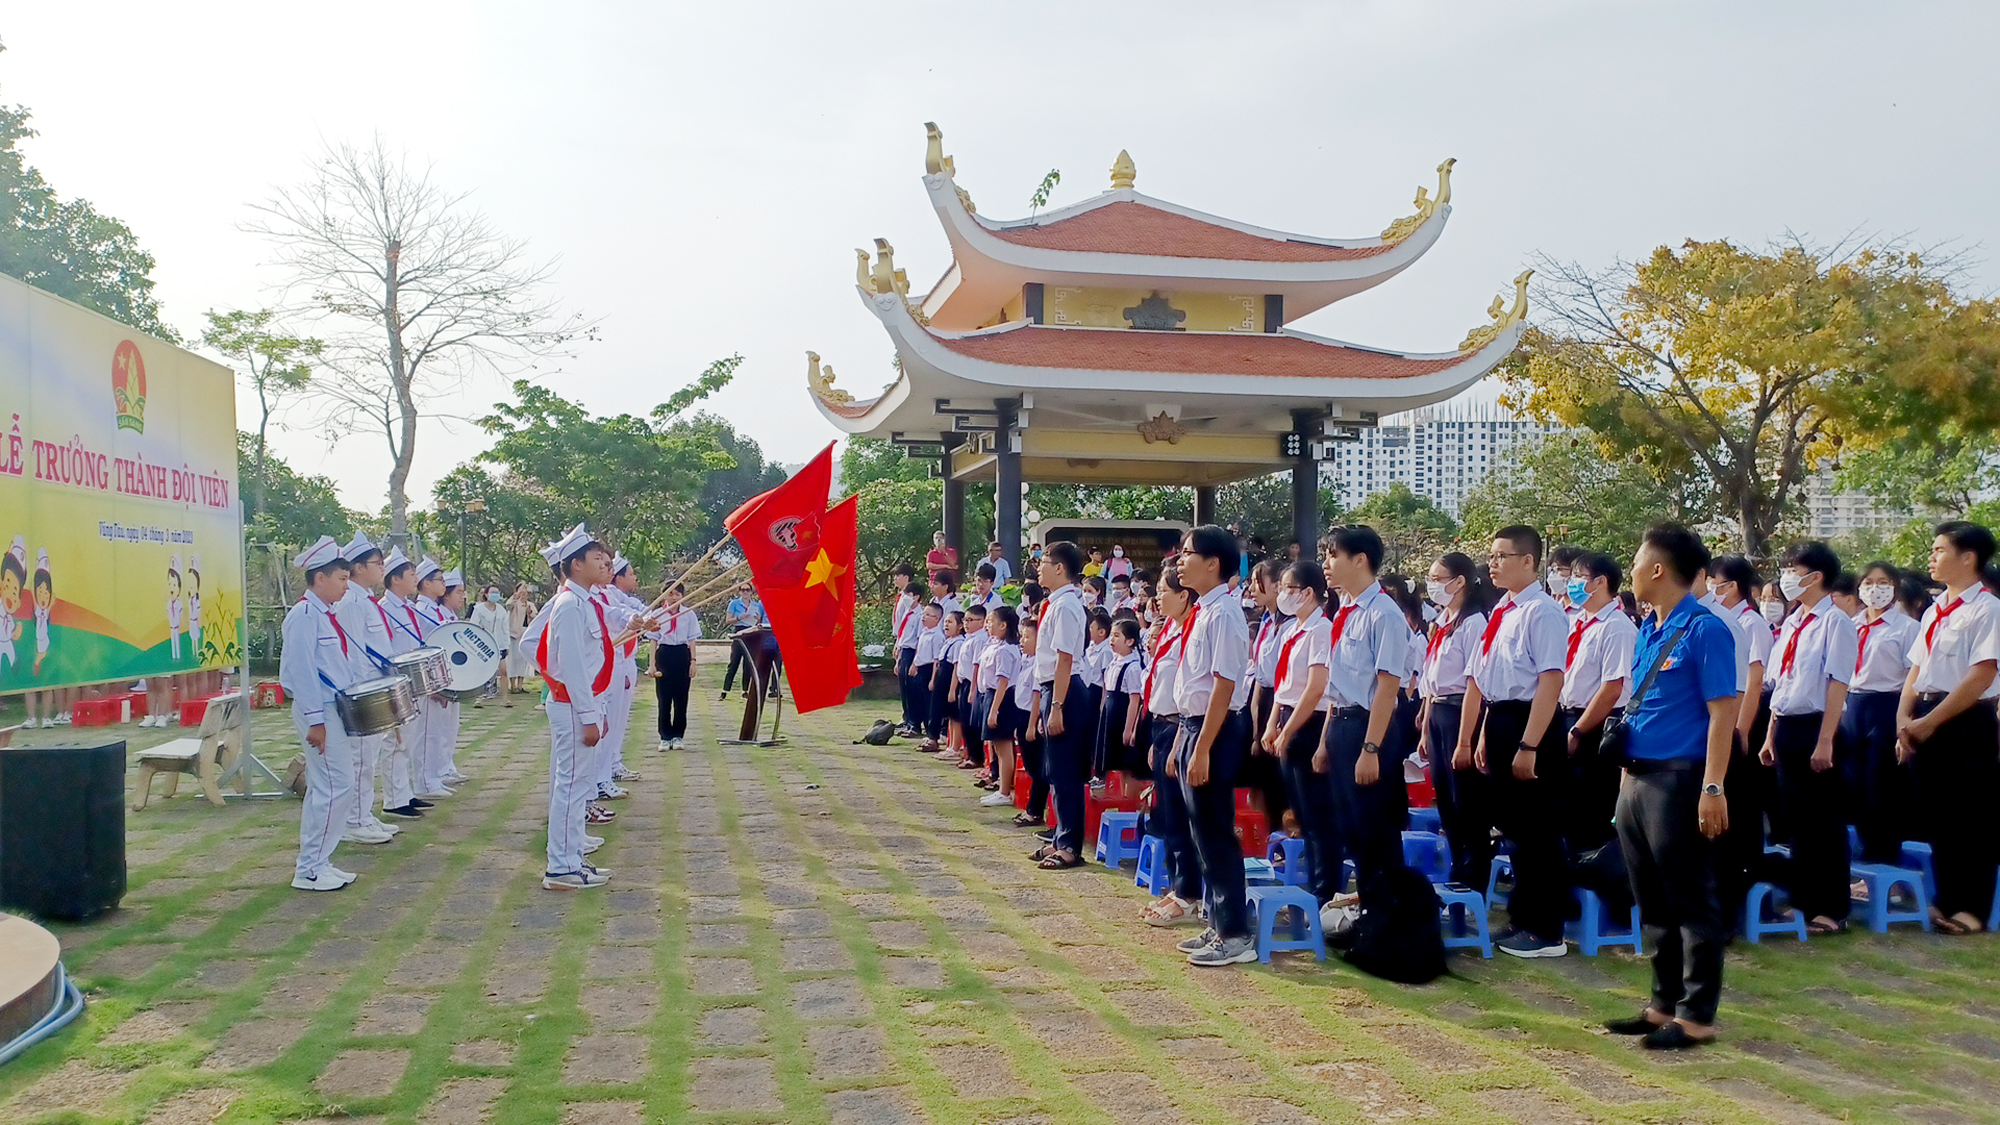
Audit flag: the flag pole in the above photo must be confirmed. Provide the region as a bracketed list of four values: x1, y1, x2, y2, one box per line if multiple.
[649, 534, 737, 610]
[676, 560, 750, 608]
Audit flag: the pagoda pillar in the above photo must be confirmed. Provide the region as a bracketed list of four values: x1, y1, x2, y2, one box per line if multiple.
[1290, 407, 1324, 552]
[995, 403, 1023, 571]
[1193, 485, 1217, 527]
[941, 438, 965, 568]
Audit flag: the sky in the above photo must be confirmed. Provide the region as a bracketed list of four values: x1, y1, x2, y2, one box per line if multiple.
[4, 1, 1996, 510]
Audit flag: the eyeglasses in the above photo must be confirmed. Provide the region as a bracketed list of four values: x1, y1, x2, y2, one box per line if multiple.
[1487, 551, 1526, 564]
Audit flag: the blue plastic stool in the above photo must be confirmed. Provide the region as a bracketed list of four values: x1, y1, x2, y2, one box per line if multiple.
[1408, 807, 1442, 834]
[1435, 882, 1493, 958]
[1246, 884, 1325, 963]
[1742, 882, 1807, 944]
[1135, 835, 1169, 895]
[1898, 841, 1937, 899]
[1267, 834, 1308, 888]
[1485, 854, 1514, 908]
[1849, 864, 1931, 933]
[1567, 888, 1642, 955]
[1244, 858, 1280, 887]
[1094, 811, 1142, 869]
[1402, 831, 1452, 882]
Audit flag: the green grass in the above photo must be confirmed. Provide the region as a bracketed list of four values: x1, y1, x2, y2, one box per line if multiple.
[3, 660, 1999, 1124]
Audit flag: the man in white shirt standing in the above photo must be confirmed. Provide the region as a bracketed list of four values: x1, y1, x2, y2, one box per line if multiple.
[1030, 543, 1092, 868]
[1762, 541, 1858, 934]
[280, 537, 364, 891]
[1318, 526, 1414, 896]
[1557, 553, 1638, 858]
[1459, 524, 1570, 958]
[523, 525, 617, 891]
[334, 532, 398, 845]
[984, 541, 1013, 586]
[1168, 526, 1257, 967]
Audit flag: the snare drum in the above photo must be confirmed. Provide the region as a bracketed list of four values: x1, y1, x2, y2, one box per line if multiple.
[388, 646, 451, 698]
[336, 676, 419, 736]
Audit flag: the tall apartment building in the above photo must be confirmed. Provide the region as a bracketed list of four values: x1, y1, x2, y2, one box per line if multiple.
[1324, 403, 1563, 515]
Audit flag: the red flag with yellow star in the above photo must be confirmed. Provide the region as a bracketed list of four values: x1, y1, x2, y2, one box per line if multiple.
[722, 445, 860, 713]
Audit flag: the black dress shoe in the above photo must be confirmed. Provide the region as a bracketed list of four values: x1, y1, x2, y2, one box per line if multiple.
[383, 804, 424, 819]
[409, 798, 435, 809]
[1641, 1022, 1711, 1050]
[1604, 1013, 1665, 1036]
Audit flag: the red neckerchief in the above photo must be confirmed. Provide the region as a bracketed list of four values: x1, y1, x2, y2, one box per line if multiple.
[1566, 613, 1600, 669]
[1926, 596, 1964, 650]
[1273, 609, 1322, 689]
[1426, 608, 1460, 664]
[1141, 618, 1178, 710]
[1480, 598, 1514, 655]
[1856, 614, 1882, 673]
[1780, 612, 1818, 675]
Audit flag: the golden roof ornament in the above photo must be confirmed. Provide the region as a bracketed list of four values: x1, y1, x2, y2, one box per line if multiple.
[1110, 150, 1137, 191]
[1457, 268, 1533, 354]
[924, 122, 946, 174]
[863, 238, 909, 297]
[1381, 157, 1456, 245]
[1136, 410, 1186, 445]
[806, 351, 854, 405]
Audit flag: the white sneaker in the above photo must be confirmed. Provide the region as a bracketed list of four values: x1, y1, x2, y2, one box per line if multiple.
[612, 766, 641, 782]
[444, 770, 469, 784]
[372, 821, 401, 836]
[341, 827, 393, 844]
[417, 788, 456, 799]
[979, 791, 1012, 807]
[658, 739, 672, 752]
[325, 865, 359, 885]
[583, 835, 605, 854]
[55, 712, 72, 725]
[291, 871, 349, 891]
[542, 869, 609, 890]
[596, 784, 628, 800]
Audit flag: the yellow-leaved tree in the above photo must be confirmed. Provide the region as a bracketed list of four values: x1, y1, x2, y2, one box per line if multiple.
[1501, 239, 2000, 559]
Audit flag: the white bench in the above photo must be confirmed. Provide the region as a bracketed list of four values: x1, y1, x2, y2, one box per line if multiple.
[132, 693, 245, 811]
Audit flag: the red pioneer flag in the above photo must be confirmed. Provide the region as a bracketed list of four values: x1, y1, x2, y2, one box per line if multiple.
[722, 445, 861, 713]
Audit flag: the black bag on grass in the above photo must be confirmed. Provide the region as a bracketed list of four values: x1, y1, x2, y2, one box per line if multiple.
[1341, 864, 1447, 984]
[857, 719, 896, 746]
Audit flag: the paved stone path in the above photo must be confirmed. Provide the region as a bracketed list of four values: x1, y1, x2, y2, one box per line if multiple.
[4, 662, 2000, 1123]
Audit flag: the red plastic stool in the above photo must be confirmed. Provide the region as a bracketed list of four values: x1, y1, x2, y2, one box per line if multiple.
[71, 697, 120, 727]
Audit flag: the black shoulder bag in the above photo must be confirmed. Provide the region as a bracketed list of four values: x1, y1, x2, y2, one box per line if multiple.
[1598, 624, 1687, 765]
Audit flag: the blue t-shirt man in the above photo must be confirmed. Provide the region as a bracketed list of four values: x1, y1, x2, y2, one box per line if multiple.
[1624, 593, 1739, 760]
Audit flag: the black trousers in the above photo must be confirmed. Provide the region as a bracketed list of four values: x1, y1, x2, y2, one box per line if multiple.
[1177, 710, 1251, 939]
[1427, 698, 1491, 889]
[1276, 707, 1342, 900]
[1617, 763, 1727, 1026]
[1718, 732, 1770, 915]
[1148, 715, 1200, 902]
[1243, 683, 1290, 826]
[923, 665, 950, 740]
[1324, 709, 1408, 893]
[1842, 691, 1910, 864]
[1482, 699, 1570, 940]
[654, 644, 692, 741]
[723, 645, 747, 693]
[1039, 676, 1093, 854]
[1557, 706, 1623, 857]
[1017, 718, 1049, 819]
[895, 648, 917, 727]
[1914, 698, 2000, 920]
[1770, 712, 1852, 923]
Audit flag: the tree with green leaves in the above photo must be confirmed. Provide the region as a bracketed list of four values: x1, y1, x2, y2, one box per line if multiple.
[246, 136, 596, 544]
[202, 309, 322, 518]
[0, 41, 174, 339]
[1458, 432, 1713, 559]
[1344, 482, 1457, 576]
[237, 431, 355, 549]
[1503, 238, 2000, 558]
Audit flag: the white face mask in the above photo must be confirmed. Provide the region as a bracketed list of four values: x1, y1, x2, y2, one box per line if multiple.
[1276, 589, 1309, 617]
[1861, 583, 1895, 610]
[1761, 600, 1787, 623]
[1778, 571, 1807, 602]
[1082, 590, 1098, 606]
[1112, 548, 1124, 558]
[1426, 580, 1455, 607]
[1546, 568, 1564, 594]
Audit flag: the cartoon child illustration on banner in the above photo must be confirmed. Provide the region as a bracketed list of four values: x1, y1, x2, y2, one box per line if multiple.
[167, 552, 183, 662]
[32, 547, 51, 676]
[187, 552, 202, 662]
[0, 536, 22, 677]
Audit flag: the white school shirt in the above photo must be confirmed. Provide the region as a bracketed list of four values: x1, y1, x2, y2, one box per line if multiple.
[967, 589, 1004, 611]
[1402, 629, 1425, 690]
[337, 585, 397, 679]
[1012, 653, 1040, 711]
[1470, 584, 1567, 703]
[1851, 609, 1918, 693]
[1248, 613, 1284, 689]
[1696, 593, 1753, 693]
[1907, 585, 2000, 699]
[1558, 601, 1639, 711]
[912, 624, 944, 669]
[1769, 600, 1859, 716]
[1271, 607, 1333, 712]
[522, 580, 611, 721]
[1082, 638, 1111, 685]
[976, 640, 1017, 694]
[378, 591, 429, 655]
[1418, 609, 1486, 700]
[1102, 651, 1142, 696]
[1325, 583, 1412, 710]
[1032, 585, 1088, 685]
[650, 606, 702, 646]
[956, 631, 988, 681]
[1735, 601, 1775, 669]
[279, 589, 360, 726]
[1144, 619, 1184, 718]
[1173, 583, 1253, 715]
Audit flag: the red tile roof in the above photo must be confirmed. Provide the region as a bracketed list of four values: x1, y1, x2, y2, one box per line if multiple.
[932, 326, 1464, 380]
[985, 202, 1394, 263]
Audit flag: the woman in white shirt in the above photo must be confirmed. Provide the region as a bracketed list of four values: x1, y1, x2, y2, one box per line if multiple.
[1259, 560, 1339, 902]
[1418, 552, 1492, 890]
[1842, 561, 1920, 867]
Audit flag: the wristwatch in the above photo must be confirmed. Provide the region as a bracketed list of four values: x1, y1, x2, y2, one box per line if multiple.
[1702, 782, 1724, 797]
[1360, 741, 1380, 756]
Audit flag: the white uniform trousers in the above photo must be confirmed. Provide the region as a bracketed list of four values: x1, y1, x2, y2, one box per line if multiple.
[441, 698, 463, 777]
[597, 669, 635, 788]
[418, 697, 454, 792]
[294, 707, 357, 879]
[380, 726, 417, 811]
[546, 697, 602, 874]
[347, 733, 391, 830]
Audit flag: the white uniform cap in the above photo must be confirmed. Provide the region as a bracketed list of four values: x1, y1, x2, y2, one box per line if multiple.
[442, 568, 463, 589]
[35, 547, 49, 571]
[383, 547, 413, 573]
[343, 531, 377, 560]
[293, 535, 343, 571]
[414, 555, 443, 583]
[170, 552, 183, 574]
[612, 553, 632, 575]
[540, 523, 594, 567]
[190, 553, 201, 574]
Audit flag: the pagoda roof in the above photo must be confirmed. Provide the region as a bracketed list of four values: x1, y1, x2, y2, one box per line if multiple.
[916, 145, 1454, 331]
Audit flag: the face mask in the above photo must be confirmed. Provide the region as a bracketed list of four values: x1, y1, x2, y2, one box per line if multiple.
[1112, 548, 1124, 558]
[1547, 568, 1564, 594]
[1082, 590, 1098, 606]
[1426, 581, 1454, 607]
[1861, 583, 1894, 610]
[487, 591, 502, 603]
[1761, 600, 1786, 624]
[1276, 590, 1308, 617]
[1778, 571, 1807, 602]
[1565, 578, 1589, 606]
[1031, 550, 1042, 560]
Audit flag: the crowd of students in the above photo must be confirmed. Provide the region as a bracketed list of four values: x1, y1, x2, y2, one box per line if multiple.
[881, 518, 2000, 1050]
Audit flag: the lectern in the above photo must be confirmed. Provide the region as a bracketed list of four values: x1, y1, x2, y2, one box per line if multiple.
[723, 626, 787, 746]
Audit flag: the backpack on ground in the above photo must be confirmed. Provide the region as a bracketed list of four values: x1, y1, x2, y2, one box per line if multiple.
[1339, 863, 1447, 984]
[857, 719, 896, 746]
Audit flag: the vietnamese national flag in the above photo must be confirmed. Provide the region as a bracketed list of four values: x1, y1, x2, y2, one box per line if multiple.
[723, 445, 861, 713]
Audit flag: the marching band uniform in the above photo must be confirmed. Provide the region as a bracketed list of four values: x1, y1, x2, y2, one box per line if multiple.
[280, 536, 363, 891]
[377, 551, 429, 818]
[524, 525, 615, 889]
[334, 532, 398, 842]
[437, 568, 468, 784]
[412, 557, 455, 797]
[591, 557, 646, 794]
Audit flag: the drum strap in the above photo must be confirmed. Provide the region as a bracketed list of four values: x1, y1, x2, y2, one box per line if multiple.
[540, 596, 615, 703]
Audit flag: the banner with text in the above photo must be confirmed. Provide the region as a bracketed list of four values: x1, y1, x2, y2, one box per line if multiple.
[0, 272, 243, 692]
